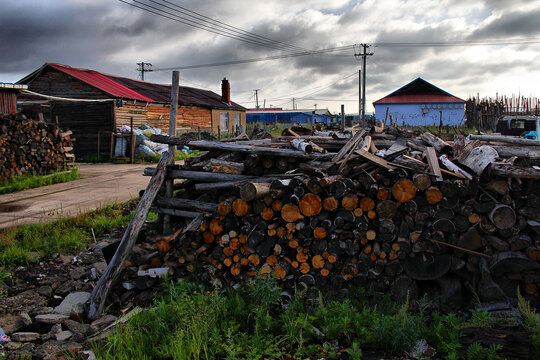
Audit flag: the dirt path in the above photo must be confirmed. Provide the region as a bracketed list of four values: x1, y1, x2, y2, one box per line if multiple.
[0, 163, 150, 230]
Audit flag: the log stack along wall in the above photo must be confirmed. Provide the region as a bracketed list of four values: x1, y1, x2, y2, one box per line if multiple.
[0, 114, 75, 180]
[103, 125, 540, 311]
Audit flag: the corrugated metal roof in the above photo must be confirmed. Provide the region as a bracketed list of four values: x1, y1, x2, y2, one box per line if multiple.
[374, 94, 464, 104]
[49, 64, 155, 102]
[25, 63, 244, 110]
[373, 77, 464, 104]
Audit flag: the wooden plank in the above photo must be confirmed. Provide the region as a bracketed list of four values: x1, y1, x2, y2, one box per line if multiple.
[354, 149, 396, 170]
[164, 71, 179, 234]
[88, 151, 170, 320]
[425, 147, 443, 181]
[331, 129, 366, 162]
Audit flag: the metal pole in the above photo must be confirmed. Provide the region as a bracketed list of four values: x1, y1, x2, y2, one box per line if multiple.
[130, 116, 134, 164]
[361, 44, 367, 126]
[341, 104, 345, 131]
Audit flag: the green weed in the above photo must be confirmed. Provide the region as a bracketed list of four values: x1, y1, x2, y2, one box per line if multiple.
[518, 290, 540, 359]
[0, 168, 80, 194]
[0, 200, 137, 268]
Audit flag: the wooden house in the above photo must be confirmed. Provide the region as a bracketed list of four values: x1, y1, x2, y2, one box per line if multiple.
[18, 63, 246, 158]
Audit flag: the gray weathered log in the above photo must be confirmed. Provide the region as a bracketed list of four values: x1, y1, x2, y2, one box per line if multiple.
[145, 168, 256, 182]
[155, 197, 218, 212]
[151, 207, 203, 218]
[489, 163, 540, 179]
[469, 134, 540, 146]
[150, 135, 329, 159]
[88, 151, 170, 320]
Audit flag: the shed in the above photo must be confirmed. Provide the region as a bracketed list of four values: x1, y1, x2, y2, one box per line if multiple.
[0, 83, 28, 115]
[18, 63, 246, 158]
[373, 78, 465, 126]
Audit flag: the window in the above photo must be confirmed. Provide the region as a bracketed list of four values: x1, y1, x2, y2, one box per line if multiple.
[220, 112, 229, 132]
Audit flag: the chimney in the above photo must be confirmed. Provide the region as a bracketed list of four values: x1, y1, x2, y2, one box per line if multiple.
[221, 78, 230, 104]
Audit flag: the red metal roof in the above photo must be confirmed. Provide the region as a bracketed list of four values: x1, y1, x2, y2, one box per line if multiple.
[48, 64, 155, 102]
[374, 94, 464, 104]
[373, 78, 465, 105]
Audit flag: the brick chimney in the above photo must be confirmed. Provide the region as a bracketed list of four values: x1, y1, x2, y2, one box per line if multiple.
[221, 78, 230, 104]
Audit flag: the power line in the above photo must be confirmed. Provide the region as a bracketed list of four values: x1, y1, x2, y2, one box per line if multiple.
[152, 45, 355, 71]
[118, 0, 307, 53]
[155, 0, 309, 53]
[136, 61, 152, 80]
[374, 38, 540, 47]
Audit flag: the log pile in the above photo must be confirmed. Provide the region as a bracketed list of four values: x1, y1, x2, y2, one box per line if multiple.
[0, 114, 75, 180]
[113, 126, 540, 310]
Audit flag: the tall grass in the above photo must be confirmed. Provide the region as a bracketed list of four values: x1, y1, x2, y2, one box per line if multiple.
[0, 200, 141, 268]
[92, 277, 504, 360]
[0, 168, 80, 194]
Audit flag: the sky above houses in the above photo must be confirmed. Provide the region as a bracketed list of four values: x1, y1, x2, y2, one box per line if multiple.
[2, 0, 540, 114]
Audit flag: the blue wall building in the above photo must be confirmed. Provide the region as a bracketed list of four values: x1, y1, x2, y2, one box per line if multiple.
[373, 78, 465, 126]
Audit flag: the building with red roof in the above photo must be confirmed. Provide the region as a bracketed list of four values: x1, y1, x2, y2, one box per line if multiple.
[373, 78, 465, 126]
[18, 63, 245, 158]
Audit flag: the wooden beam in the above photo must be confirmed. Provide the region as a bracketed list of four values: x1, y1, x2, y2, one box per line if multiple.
[425, 147, 443, 181]
[354, 149, 396, 170]
[88, 151, 170, 320]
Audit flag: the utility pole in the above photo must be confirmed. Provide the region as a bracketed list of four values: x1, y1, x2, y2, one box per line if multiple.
[354, 44, 373, 126]
[292, 98, 295, 110]
[254, 89, 260, 110]
[358, 69, 361, 121]
[136, 62, 153, 81]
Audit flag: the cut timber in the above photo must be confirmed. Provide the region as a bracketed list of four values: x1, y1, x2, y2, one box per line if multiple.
[313, 227, 327, 239]
[341, 194, 359, 211]
[312, 255, 325, 269]
[355, 149, 396, 170]
[290, 138, 313, 154]
[232, 199, 249, 217]
[88, 151, 170, 320]
[425, 186, 443, 205]
[145, 168, 256, 182]
[376, 200, 398, 220]
[281, 203, 303, 222]
[412, 173, 431, 191]
[299, 194, 322, 217]
[240, 182, 271, 201]
[419, 132, 452, 154]
[489, 163, 540, 180]
[489, 204, 516, 230]
[402, 254, 451, 280]
[217, 201, 231, 216]
[209, 159, 245, 174]
[425, 147, 443, 182]
[360, 197, 376, 211]
[261, 207, 274, 221]
[392, 179, 416, 203]
[152, 208, 202, 218]
[323, 197, 339, 211]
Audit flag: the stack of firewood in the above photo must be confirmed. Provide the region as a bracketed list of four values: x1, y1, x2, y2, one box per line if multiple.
[116, 126, 540, 310]
[0, 114, 75, 180]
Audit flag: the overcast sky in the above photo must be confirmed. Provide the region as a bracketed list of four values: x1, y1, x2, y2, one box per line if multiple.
[2, 0, 540, 113]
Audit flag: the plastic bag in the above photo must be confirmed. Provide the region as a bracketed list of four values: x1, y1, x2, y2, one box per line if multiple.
[114, 138, 128, 157]
[135, 144, 156, 160]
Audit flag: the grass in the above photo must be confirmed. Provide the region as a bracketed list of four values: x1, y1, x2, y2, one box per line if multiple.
[0, 168, 80, 194]
[0, 200, 147, 269]
[92, 277, 522, 360]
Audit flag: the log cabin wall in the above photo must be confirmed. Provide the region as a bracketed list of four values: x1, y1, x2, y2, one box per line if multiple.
[211, 109, 247, 133]
[0, 91, 17, 115]
[116, 103, 213, 135]
[52, 102, 114, 159]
